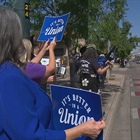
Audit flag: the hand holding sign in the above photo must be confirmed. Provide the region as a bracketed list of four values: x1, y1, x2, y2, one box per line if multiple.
[40, 37, 56, 52]
[64, 119, 106, 140]
[48, 37, 56, 51]
[106, 60, 114, 66]
[40, 40, 50, 52]
[82, 119, 105, 139]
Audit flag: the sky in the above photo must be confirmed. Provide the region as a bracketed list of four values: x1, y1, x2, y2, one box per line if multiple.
[126, 0, 140, 37]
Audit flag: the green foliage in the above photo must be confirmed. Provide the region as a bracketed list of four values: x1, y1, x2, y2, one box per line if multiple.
[89, 0, 140, 58]
[1, 0, 140, 58]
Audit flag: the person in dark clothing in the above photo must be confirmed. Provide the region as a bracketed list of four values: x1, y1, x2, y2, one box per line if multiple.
[69, 53, 80, 87]
[80, 45, 113, 93]
[69, 46, 87, 88]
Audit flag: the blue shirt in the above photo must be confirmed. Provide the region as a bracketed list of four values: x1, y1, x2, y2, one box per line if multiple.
[97, 56, 107, 68]
[0, 61, 66, 140]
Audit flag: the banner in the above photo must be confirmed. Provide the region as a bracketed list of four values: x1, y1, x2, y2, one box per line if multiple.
[50, 85, 103, 140]
[37, 13, 70, 42]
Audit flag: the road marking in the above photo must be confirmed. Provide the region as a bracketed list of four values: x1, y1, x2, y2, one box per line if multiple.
[135, 92, 140, 96]
[130, 78, 140, 85]
[133, 84, 140, 86]
[131, 92, 135, 96]
[131, 92, 140, 96]
[132, 108, 140, 119]
[132, 79, 140, 81]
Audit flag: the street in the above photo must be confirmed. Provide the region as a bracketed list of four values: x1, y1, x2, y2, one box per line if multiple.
[109, 62, 140, 140]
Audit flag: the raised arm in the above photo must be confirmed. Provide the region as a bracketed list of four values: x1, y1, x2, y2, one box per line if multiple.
[31, 41, 50, 63]
[97, 60, 114, 75]
[41, 37, 56, 83]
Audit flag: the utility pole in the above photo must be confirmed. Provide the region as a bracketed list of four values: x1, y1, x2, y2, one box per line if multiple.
[108, 39, 111, 53]
[13, 0, 30, 39]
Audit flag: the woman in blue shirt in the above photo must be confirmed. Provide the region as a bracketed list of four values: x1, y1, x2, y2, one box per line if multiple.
[0, 7, 105, 140]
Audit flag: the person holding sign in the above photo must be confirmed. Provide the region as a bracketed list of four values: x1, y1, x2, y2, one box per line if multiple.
[22, 38, 56, 86]
[31, 34, 56, 91]
[80, 45, 113, 92]
[0, 7, 105, 140]
[97, 52, 108, 89]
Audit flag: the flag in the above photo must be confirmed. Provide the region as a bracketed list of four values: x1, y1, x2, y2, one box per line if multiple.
[105, 45, 116, 61]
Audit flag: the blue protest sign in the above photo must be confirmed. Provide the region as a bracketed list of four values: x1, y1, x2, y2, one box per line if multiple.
[50, 84, 103, 140]
[37, 13, 70, 42]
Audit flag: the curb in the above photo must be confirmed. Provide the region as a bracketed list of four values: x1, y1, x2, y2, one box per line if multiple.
[104, 74, 125, 140]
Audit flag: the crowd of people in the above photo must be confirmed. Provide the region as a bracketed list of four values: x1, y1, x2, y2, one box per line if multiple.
[0, 7, 106, 140]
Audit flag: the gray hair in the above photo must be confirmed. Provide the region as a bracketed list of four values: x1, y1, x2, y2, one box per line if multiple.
[0, 7, 26, 66]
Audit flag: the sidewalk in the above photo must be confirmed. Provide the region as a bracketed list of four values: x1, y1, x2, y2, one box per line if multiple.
[53, 64, 126, 139]
[103, 67, 126, 140]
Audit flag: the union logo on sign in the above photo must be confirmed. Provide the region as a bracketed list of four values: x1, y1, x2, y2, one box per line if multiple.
[38, 13, 70, 42]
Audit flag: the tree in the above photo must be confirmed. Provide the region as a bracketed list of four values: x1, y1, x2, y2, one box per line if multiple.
[116, 21, 140, 58]
[89, 0, 128, 50]
[1, 0, 139, 58]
